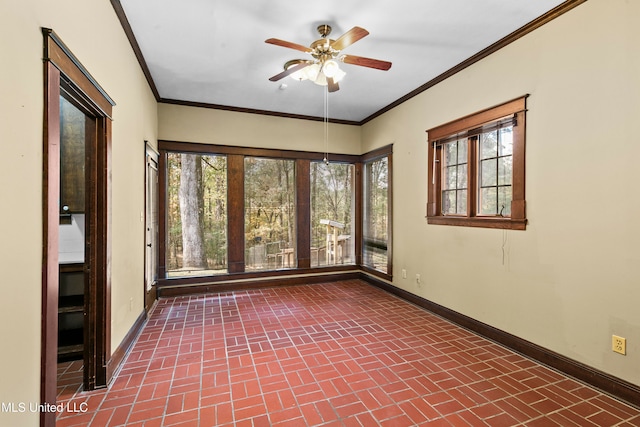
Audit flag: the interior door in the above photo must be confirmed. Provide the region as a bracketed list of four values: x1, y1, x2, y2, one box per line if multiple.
[144, 145, 159, 312]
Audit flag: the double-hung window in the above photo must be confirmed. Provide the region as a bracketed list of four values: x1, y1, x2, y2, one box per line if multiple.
[427, 96, 527, 230]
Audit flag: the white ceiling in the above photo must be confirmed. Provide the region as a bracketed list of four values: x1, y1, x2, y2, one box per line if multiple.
[119, 0, 566, 123]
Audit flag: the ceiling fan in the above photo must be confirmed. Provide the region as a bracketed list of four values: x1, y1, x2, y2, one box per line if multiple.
[265, 24, 392, 93]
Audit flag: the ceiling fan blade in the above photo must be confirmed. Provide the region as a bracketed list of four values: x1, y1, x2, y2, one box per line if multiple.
[331, 27, 369, 51]
[327, 77, 339, 93]
[341, 54, 392, 71]
[268, 61, 310, 82]
[265, 38, 312, 53]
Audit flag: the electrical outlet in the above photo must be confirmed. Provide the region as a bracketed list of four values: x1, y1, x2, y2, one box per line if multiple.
[416, 274, 421, 285]
[402, 269, 407, 279]
[612, 335, 626, 355]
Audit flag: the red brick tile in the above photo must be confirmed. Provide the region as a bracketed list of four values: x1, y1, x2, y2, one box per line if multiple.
[531, 398, 564, 414]
[587, 410, 624, 426]
[234, 402, 267, 421]
[433, 398, 465, 417]
[55, 281, 640, 427]
[371, 404, 406, 422]
[268, 406, 303, 424]
[592, 395, 639, 419]
[485, 412, 519, 426]
[397, 400, 429, 424]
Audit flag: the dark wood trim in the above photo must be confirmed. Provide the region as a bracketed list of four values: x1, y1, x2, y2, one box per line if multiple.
[108, 1, 583, 125]
[159, 98, 361, 126]
[361, 149, 393, 277]
[360, 0, 587, 124]
[106, 310, 147, 380]
[42, 30, 113, 424]
[386, 153, 393, 277]
[41, 61, 61, 427]
[84, 114, 112, 390]
[360, 266, 392, 283]
[97, 117, 112, 388]
[360, 144, 393, 162]
[157, 264, 358, 288]
[360, 276, 640, 410]
[145, 285, 158, 314]
[227, 155, 245, 273]
[426, 96, 527, 142]
[159, 140, 360, 163]
[427, 216, 528, 230]
[512, 109, 527, 220]
[354, 163, 363, 266]
[427, 96, 527, 230]
[158, 271, 360, 297]
[42, 28, 114, 117]
[296, 159, 311, 269]
[109, 0, 160, 100]
[157, 141, 393, 286]
[158, 151, 168, 279]
[143, 145, 158, 313]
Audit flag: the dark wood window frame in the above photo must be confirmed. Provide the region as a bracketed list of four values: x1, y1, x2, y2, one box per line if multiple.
[158, 141, 393, 286]
[361, 146, 393, 277]
[427, 96, 527, 230]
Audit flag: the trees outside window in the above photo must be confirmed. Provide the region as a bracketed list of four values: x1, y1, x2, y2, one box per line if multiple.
[244, 157, 296, 270]
[363, 156, 390, 274]
[166, 153, 227, 277]
[160, 143, 393, 282]
[310, 161, 355, 267]
[427, 96, 527, 230]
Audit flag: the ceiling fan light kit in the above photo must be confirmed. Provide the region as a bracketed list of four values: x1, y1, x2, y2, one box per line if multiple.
[266, 24, 391, 93]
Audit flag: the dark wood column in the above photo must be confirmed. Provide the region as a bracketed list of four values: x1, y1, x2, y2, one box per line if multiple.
[296, 159, 311, 269]
[227, 154, 245, 273]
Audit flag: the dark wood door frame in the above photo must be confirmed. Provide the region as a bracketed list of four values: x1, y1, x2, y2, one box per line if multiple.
[144, 144, 159, 313]
[41, 28, 115, 427]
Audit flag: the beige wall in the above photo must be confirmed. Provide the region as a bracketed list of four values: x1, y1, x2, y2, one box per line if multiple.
[0, 0, 157, 425]
[1, 1, 638, 425]
[363, 0, 640, 385]
[159, 103, 362, 154]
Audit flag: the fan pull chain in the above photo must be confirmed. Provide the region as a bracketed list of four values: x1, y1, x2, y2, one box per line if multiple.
[323, 86, 329, 164]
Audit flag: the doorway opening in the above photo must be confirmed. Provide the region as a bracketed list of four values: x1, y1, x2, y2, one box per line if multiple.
[144, 144, 159, 312]
[42, 28, 115, 427]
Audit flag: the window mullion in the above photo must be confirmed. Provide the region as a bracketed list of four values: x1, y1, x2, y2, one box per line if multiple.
[468, 137, 478, 217]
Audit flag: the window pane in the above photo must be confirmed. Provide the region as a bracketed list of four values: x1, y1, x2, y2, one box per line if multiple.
[499, 127, 513, 156]
[443, 190, 457, 215]
[445, 141, 458, 165]
[441, 140, 468, 216]
[478, 126, 513, 217]
[498, 186, 512, 216]
[166, 153, 227, 277]
[498, 157, 512, 186]
[480, 187, 498, 215]
[457, 164, 467, 189]
[444, 166, 458, 190]
[457, 190, 467, 215]
[244, 158, 296, 271]
[310, 162, 355, 267]
[480, 131, 498, 159]
[457, 139, 468, 163]
[481, 158, 497, 187]
[363, 157, 389, 274]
